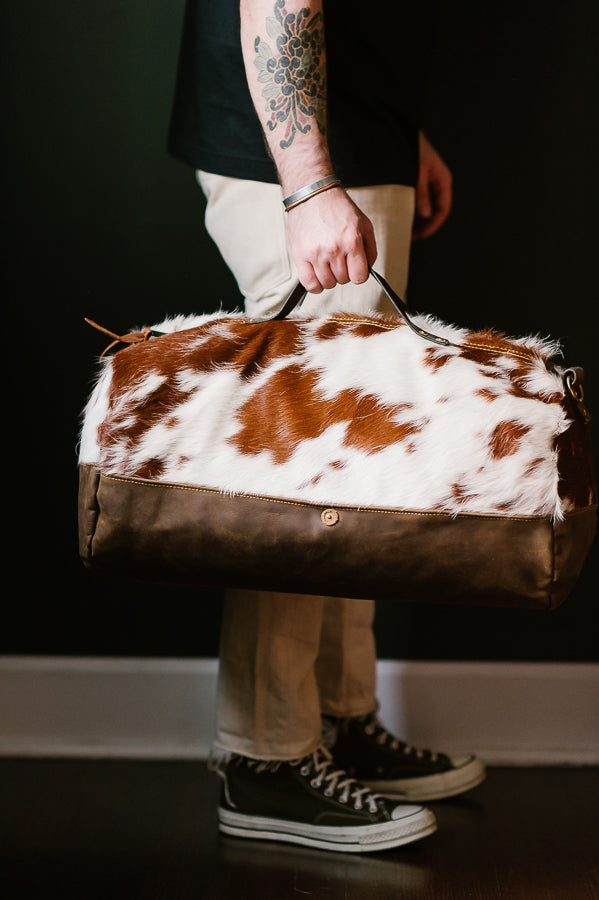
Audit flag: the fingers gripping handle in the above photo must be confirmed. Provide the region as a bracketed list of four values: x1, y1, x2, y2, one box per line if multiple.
[254, 268, 451, 347]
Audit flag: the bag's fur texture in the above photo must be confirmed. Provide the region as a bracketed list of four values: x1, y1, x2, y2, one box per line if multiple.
[79, 309, 582, 522]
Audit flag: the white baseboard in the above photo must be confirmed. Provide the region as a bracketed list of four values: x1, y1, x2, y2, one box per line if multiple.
[1, 656, 597, 765]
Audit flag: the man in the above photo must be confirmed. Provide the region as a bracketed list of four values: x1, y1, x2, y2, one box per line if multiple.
[168, 0, 485, 853]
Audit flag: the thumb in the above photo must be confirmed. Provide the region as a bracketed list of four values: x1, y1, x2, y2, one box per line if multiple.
[362, 219, 378, 267]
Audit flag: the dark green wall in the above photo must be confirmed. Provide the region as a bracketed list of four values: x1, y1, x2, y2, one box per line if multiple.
[4, 1, 597, 660]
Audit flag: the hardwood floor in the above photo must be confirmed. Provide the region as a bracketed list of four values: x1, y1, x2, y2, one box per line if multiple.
[1, 759, 598, 899]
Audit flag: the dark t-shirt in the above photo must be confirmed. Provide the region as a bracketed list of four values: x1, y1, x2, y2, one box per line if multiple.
[167, 1, 439, 188]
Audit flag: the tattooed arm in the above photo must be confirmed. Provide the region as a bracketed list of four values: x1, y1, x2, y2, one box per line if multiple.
[240, 0, 377, 293]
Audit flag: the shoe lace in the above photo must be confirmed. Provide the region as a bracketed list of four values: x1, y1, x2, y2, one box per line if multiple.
[360, 714, 439, 762]
[293, 747, 382, 813]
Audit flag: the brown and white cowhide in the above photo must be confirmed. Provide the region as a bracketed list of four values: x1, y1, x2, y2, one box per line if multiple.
[79, 309, 575, 520]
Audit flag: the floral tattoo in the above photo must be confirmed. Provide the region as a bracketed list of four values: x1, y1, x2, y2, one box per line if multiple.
[254, 0, 326, 150]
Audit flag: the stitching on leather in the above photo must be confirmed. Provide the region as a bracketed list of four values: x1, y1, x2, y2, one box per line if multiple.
[175, 315, 538, 361]
[98, 473, 592, 522]
[326, 316, 397, 331]
[461, 341, 535, 362]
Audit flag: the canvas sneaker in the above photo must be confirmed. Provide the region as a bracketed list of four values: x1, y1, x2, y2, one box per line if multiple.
[323, 713, 486, 802]
[214, 746, 437, 853]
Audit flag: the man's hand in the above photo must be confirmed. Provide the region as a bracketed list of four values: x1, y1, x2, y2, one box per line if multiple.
[412, 132, 453, 241]
[285, 187, 377, 293]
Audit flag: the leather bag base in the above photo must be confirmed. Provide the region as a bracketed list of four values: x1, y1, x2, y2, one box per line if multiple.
[78, 464, 596, 610]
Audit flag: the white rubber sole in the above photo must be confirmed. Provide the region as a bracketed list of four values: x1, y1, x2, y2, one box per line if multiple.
[218, 805, 437, 853]
[364, 755, 487, 802]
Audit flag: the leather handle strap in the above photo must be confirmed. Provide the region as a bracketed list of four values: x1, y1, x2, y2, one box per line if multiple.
[86, 269, 450, 357]
[254, 267, 451, 347]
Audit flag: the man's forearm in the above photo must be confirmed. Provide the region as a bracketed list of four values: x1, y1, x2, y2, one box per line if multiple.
[240, 0, 377, 293]
[240, 0, 334, 194]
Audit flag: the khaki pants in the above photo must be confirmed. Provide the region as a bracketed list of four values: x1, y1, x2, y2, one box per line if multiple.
[197, 172, 416, 759]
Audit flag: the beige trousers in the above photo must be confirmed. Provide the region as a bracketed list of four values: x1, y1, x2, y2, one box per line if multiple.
[197, 172, 416, 759]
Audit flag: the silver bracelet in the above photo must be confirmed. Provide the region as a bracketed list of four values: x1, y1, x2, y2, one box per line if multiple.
[283, 174, 342, 212]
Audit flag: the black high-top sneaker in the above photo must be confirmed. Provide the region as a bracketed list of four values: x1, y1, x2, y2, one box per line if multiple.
[324, 713, 486, 802]
[214, 746, 437, 853]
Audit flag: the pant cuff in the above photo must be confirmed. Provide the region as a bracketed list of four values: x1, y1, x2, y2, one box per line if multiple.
[211, 734, 322, 763]
[319, 702, 379, 719]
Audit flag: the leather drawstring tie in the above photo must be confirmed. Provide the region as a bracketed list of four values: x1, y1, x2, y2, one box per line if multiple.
[84, 318, 164, 358]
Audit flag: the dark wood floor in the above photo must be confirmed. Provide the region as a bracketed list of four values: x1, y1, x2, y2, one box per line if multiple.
[1, 759, 598, 900]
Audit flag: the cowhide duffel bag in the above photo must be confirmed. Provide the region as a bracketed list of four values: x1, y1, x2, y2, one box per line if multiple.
[78, 270, 596, 609]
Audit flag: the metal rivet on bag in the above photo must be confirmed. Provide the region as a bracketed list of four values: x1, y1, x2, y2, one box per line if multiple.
[321, 508, 339, 527]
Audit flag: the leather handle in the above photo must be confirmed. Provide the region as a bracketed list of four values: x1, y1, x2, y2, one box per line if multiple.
[87, 269, 451, 357]
[253, 267, 451, 347]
